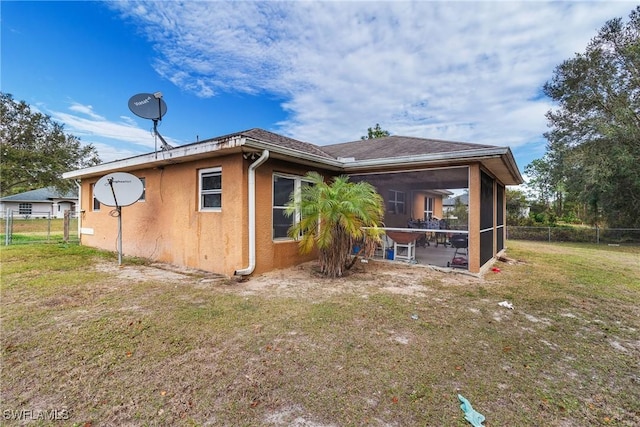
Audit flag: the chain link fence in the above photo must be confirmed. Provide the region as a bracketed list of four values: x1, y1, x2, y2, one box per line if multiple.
[1, 210, 79, 245]
[506, 226, 640, 245]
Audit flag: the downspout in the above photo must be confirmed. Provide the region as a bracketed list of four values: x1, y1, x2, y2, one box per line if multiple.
[234, 150, 270, 276]
[74, 180, 82, 242]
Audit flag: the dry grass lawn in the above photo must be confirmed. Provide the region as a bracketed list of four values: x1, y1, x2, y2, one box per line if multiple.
[1, 241, 639, 426]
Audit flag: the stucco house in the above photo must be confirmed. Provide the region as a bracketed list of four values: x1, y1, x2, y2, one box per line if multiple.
[0, 187, 78, 219]
[62, 128, 523, 276]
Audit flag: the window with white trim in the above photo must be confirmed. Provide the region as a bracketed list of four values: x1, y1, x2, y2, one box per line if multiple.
[424, 196, 434, 220]
[273, 173, 312, 239]
[199, 167, 222, 211]
[387, 190, 405, 215]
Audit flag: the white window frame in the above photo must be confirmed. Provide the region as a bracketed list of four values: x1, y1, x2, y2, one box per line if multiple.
[273, 173, 313, 240]
[424, 196, 434, 220]
[199, 167, 222, 212]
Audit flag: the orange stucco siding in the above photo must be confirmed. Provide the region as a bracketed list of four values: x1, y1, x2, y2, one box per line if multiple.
[77, 154, 508, 277]
[81, 155, 247, 275]
[467, 164, 481, 273]
[79, 154, 325, 277]
[252, 159, 324, 275]
[466, 164, 507, 274]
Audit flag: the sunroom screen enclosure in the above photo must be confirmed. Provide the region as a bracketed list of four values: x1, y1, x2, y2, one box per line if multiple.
[350, 166, 471, 270]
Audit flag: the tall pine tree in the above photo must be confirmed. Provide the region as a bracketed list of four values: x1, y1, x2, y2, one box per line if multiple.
[541, 7, 640, 227]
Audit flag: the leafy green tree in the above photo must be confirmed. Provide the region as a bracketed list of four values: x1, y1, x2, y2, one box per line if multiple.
[446, 195, 469, 226]
[286, 172, 384, 278]
[541, 6, 640, 227]
[506, 188, 529, 225]
[0, 92, 100, 196]
[524, 158, 556, 209]
[361, 123, 390, 140]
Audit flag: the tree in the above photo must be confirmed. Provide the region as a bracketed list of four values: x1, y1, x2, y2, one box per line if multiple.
[0, 92, 101, 196]
[541, 6, 640, 227]
[361, 123, 390, 140]
[286, 172, 384, 278]
[506, 188, 529, 225]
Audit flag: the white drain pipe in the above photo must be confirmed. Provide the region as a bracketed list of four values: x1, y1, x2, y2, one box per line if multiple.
[75, 180, 82, 241]
[234, 150, 269, 276]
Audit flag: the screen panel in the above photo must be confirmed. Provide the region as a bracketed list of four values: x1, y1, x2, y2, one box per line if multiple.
[480, 171, 494, 230]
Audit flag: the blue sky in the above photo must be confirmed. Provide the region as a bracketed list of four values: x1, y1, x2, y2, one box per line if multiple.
[2, 1, 636, 179]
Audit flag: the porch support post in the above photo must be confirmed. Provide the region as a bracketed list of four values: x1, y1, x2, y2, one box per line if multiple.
[467, 163, 481, 273]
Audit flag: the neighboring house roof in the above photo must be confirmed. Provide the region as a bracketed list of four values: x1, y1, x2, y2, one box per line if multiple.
[0, 186, 78, 202]
[63, 128, 524, 185]
[443, 194, 470, 207]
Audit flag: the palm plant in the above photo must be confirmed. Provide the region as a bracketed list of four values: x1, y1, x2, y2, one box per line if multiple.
[286, 172, 384, 278]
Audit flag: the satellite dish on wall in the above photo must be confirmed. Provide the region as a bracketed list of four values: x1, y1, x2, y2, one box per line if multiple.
[94, 172, 144, 207]
[94, 172, 144, 266]
[128, 91, 173, 154]
[128, 92, 167, 120]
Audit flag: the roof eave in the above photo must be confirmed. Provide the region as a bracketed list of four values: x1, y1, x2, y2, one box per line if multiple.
[502, 147, 524, 185]
[62, 135, 524, 185]
[341, 147, 524, 185]
[243, 139, 344, 170]
[62, 136, 246, 180]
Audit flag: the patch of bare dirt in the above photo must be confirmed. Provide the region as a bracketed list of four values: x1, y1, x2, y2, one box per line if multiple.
[93, 258, 482, 301]
[94, 261, 227, 284]
[232, 260, 481, 300]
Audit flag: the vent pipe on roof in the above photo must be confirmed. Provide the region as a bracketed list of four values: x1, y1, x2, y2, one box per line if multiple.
[234, 150, 269, 276]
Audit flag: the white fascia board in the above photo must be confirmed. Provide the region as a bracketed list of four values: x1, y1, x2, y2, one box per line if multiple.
[62, 137, 245, 180]
[243, 139, 344, 170]
[502, 147, 524, 184]
[340, 147, 510, 170]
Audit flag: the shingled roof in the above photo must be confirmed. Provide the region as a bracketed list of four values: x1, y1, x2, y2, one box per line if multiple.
[0, 187, 78, 202]
[241, 128, 335, 160]
[63, 128, 523, 185]
[320, 136, 497, 161]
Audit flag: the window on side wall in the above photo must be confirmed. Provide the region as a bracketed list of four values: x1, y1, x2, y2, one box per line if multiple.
[19, 203, 32, 215]
[273, 173, 313, 239]
[92, 184, 100, 211]
[424, 196, 434, 220]
[138, 177, 146, 201]
[199, 167, 222, 211]
[387, 189, 405, 215]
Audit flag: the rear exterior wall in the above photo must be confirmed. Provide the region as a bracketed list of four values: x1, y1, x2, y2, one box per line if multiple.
[80, 154, 246, 275]
[79, 154, 324, 276]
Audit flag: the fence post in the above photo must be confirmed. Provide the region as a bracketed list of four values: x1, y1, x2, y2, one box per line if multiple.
[548, 227, 551, 243]
[47, 212, 52, 242]
[4, 208, 13, 246]
[596, 226, 600, 244]
[4, 209, 9, 246]
[63, 211, 70, 242]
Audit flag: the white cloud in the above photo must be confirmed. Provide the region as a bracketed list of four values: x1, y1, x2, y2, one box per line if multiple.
[68, 103, 105, 121]
[47, 101, 181, 163]
[103, 0, 637, 163]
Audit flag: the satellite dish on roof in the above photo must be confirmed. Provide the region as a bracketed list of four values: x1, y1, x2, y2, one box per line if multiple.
[128, 92, 167, 120]
[127, 92, 173, 154]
